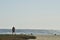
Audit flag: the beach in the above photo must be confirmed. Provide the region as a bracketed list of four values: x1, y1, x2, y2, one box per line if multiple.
[29, 35, 60, 40]
[0, 29, 60, 40]
[0, 34, 36, 40]
[0, 34, 60, 40]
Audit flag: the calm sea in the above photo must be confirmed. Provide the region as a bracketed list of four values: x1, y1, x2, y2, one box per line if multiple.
[0, 29, 60, 35]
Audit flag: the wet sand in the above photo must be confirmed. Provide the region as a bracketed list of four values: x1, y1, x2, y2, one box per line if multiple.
[0, 34, 36, 40]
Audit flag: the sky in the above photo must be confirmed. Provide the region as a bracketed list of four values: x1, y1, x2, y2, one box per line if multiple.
[0, 0, 60, 30]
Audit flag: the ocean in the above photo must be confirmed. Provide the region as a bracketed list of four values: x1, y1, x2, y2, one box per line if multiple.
[0, 29, 60, 35]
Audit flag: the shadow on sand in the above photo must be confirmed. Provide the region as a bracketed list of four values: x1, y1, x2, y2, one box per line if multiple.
[0, 34, 36, 40]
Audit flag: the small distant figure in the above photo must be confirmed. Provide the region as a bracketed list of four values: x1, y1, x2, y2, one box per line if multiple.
[31, 33, 33, 35]
[54, 34, 56, 36]
[12, 26, 15, 34]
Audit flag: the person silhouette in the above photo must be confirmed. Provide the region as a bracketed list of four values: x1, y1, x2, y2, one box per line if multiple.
[12, 26, 15, 34]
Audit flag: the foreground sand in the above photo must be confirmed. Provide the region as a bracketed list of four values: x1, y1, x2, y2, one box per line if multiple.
[29, 35, 60, 40]
[1, 34, 60, 40]
[0, 34, 36, 40]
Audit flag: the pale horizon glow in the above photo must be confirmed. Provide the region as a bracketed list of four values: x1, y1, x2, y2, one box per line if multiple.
[0, 0, 60, 30]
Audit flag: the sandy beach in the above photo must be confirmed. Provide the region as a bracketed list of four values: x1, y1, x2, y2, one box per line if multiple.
[0, 34, 36, 40]
[29, 35, 60, 40]
[0, 34, 60, 40]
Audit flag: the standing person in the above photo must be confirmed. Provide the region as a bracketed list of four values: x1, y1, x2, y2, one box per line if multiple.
[12, 26, 15, 34]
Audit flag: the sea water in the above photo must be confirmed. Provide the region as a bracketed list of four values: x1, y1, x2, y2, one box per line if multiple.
[0, 29, 60, 35]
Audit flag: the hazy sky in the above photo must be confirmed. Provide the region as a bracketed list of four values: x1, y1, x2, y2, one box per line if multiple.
[0, 0, 60, 30]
